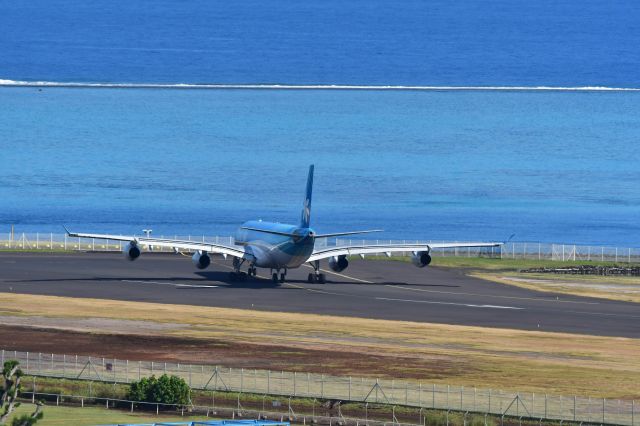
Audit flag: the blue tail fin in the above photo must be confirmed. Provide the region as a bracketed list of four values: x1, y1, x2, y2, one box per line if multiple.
[300, 165, 314, 228]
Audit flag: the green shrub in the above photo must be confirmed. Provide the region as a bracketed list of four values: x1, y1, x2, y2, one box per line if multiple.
[126, 374, 190, 406]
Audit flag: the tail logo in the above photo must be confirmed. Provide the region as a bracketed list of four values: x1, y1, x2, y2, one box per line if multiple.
[302, 198, 311, 227]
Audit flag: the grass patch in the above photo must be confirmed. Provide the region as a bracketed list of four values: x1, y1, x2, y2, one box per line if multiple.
[362, 255, 635, 270]
[4, 403, 208, 425]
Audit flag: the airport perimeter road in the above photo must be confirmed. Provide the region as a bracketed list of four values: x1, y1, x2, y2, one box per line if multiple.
[1, 252, 639, 337]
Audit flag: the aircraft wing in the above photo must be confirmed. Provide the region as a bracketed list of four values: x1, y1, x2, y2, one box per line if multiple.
[308, 241, 502, 262]
[65, 230, 250, 260]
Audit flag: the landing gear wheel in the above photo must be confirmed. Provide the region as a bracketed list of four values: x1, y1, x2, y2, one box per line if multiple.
[307, 273, 315, 283]
[272, 273, 279, 284]
[318, 273, 326, 284]
[239, 272, 247, 281]
[229, 272, 237, 282]
[280, 273, 286, 283]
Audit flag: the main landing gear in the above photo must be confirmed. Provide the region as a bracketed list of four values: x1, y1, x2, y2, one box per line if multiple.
[307, 260, 326, 284]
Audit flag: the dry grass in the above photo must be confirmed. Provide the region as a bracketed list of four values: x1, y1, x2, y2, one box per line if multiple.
[473, 272, 640, 303]
[1, 292, 639, 398]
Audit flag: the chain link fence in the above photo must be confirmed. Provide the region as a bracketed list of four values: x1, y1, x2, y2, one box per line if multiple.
[2, 349, 636, 425]
[1, 232, 639, 263]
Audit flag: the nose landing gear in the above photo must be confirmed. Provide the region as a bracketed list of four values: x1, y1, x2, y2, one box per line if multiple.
[229, 257, 249, 282]
[270, 268, 287, 284]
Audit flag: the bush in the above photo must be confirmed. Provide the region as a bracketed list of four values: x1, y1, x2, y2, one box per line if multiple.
[126, 374, 190, 406]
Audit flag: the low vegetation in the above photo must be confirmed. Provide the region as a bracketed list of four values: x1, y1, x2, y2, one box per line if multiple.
[127, 374, 191, 407]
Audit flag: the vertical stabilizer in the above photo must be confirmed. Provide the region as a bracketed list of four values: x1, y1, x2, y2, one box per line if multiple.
[300, 165, 314, 228]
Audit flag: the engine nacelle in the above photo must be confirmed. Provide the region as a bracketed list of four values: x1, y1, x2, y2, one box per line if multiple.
[411, 251, 432, 268]
[192, 251, 211, 269]
[328, 255, 349, 273]
[122, 241, 141, 261]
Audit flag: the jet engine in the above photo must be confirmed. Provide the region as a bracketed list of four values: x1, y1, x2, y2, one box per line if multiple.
[328, 255, 349, 273]
[411, 251, 432, 268]
[122, 241, 141, 261]
[192, 251, 211, 269]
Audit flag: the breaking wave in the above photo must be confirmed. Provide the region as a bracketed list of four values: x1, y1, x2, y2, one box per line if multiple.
[1, 79, 639, 91]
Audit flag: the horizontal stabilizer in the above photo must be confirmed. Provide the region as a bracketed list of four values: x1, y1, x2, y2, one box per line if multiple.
[240, 226, 298, 237]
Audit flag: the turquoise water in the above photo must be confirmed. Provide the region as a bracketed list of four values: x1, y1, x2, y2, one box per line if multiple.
[1, 87, 639, 245]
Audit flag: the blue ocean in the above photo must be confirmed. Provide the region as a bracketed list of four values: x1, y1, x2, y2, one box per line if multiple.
[1, 1, 639, 245]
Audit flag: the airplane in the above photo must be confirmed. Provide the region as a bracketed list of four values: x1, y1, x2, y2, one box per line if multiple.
[65, 165, 502, 284]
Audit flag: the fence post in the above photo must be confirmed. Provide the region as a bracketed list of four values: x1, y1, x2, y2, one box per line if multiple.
[603, 398, 606, 424]
[473, 387, 476, 411]
[348, 376, 351, 401]
[532, 393, 535, 418]
[447, 385, 450, 409]
[632, 399, 635, 426]
[574, 395, 576, 421]
[432, 384, 435, 408]
[489, 389, 492, 413]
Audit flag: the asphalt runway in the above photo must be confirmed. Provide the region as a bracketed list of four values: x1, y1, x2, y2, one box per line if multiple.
[1, 252, 639, 337]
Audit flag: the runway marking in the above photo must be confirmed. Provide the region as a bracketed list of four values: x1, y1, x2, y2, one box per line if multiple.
[302, 264, 374, 284]
[284, 281, 344, 296]
[375, 297, 524, 310]
[121, 280, 218, 289]
[387, 285, 600, 305]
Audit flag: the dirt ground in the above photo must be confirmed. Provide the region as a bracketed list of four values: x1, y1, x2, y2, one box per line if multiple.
[0, 325, 461, 380]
